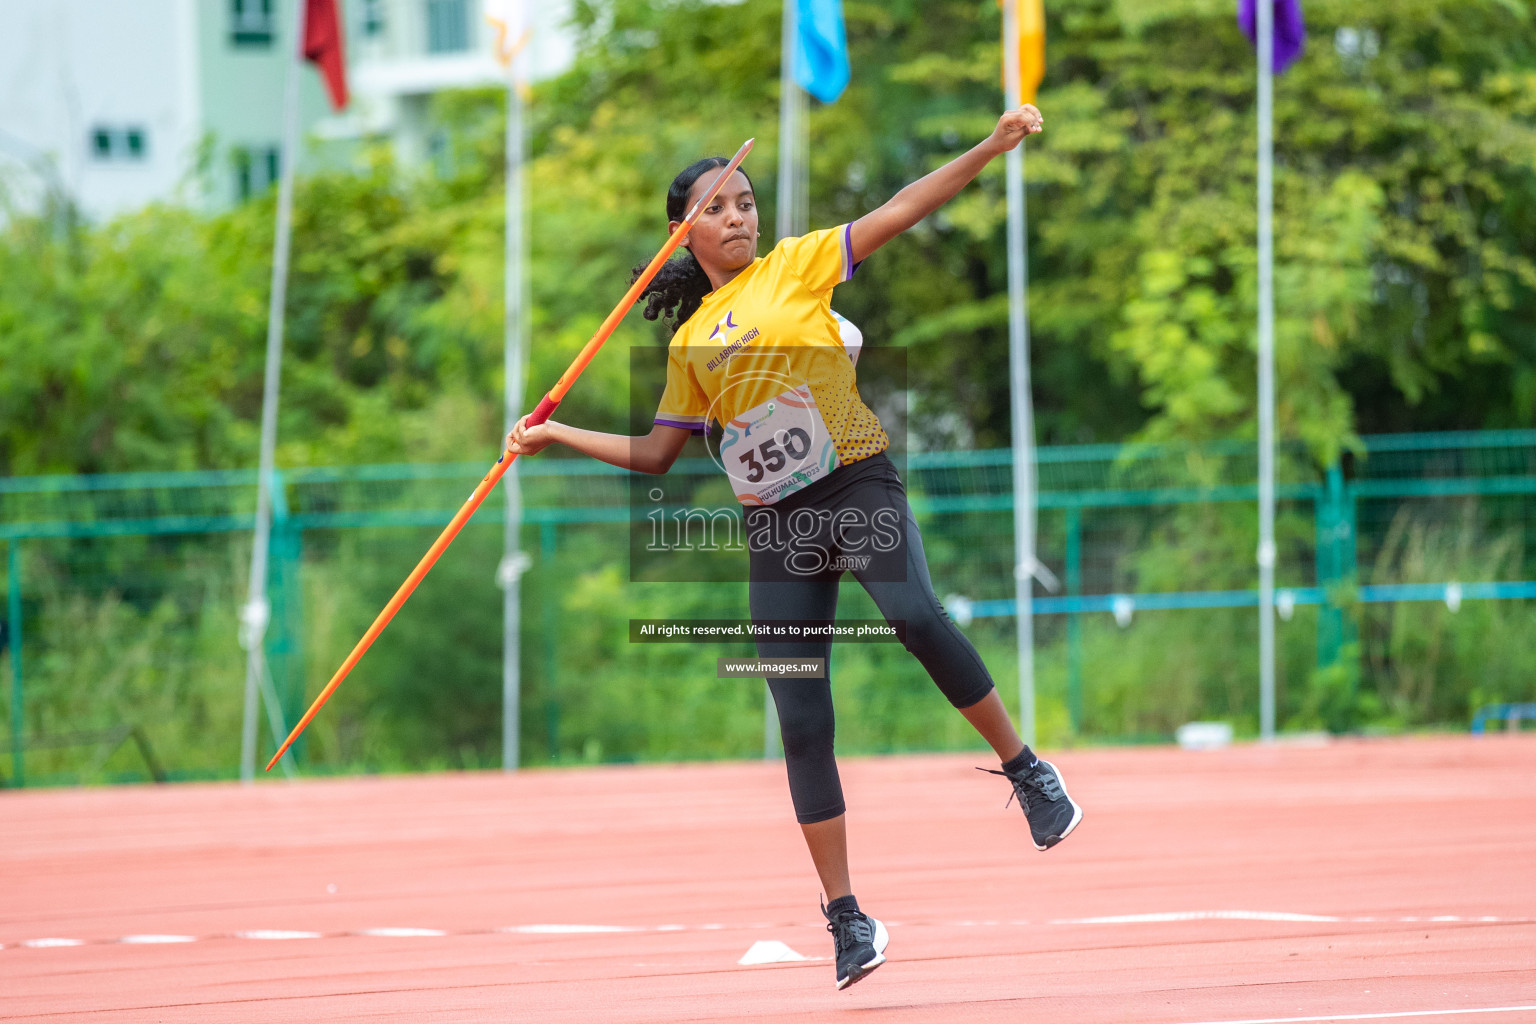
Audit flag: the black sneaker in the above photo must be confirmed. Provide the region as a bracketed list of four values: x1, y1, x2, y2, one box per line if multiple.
[821, 898, 889, 990]
[979, 756, 1083, 851]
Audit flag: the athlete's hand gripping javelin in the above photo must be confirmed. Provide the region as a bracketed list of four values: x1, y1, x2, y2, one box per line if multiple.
[506, 105, 1043, 465]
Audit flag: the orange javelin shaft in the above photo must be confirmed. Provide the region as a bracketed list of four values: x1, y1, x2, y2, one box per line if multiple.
[266, 139, 755, 771]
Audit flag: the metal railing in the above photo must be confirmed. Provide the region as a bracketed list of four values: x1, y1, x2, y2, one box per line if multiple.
[3, 430, 1534, 782]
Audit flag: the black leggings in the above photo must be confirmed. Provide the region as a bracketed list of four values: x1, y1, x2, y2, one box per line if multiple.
[745, 453, 996, 824]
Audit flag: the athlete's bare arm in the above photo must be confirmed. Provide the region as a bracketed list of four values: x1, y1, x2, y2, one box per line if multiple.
[507, 418, 692, 476]
[847, 106, 1043, 265]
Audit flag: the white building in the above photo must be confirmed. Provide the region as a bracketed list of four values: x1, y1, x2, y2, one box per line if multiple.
[0, 0, 573, 224]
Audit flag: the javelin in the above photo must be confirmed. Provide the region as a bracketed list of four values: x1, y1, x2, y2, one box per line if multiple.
[266, 138, 755, 771]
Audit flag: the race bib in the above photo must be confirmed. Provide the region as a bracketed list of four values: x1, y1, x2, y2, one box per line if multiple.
[719, 384, 838, 506]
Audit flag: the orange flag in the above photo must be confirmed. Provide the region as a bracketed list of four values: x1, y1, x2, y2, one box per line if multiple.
[999, 0, 1045, 104]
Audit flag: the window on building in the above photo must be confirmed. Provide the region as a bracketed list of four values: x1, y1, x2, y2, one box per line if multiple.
[89, 126, 150, 161]
[361, 0, 387, 37]
[231, 0, 275, 47]
[425, 0, 470, 53]
[233, 145, 281, 201]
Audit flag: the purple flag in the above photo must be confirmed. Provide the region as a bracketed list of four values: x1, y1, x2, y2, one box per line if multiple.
[1238, 0, 1305, 73]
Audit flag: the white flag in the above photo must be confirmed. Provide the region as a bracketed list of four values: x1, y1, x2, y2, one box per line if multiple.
[484, 0, 529, 71]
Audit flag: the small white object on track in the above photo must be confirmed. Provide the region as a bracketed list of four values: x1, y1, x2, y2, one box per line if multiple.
[738, 940, 810, 965]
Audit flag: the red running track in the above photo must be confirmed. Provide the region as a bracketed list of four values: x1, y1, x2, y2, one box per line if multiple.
[3, 734, 1535, 1023]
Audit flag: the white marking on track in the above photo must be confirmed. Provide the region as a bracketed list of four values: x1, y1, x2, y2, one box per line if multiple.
[1052, 911, 1535, 927]
[501, 924, 642, 934]
[1057, 911, 1343, 925]
[355, 927, 446, 938]
[738, 939, 810, 965]
[6, 910, 1526, 952]
[1164, 1005, 1536, 1024]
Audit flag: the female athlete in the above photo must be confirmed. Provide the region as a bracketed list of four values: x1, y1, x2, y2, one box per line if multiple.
[508, 105, 1082, 990]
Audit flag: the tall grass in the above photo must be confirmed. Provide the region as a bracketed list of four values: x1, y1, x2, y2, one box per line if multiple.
[1359, 505, 1536, 727]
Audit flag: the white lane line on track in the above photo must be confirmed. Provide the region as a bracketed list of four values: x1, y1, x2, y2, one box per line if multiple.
[1059, 911, 1344, 924]
[7, 911, 1529, 951]
[1052, 912, 1534, 927]
[1165, 1006, 1536, 1024]
[501, 924, 643, 934]
[355, 928, 447, 938]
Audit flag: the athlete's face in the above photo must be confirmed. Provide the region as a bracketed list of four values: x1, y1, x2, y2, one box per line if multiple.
[672, 170, 758, 277]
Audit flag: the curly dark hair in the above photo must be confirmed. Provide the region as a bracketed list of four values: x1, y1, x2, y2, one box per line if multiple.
[631, 157, 754, 331]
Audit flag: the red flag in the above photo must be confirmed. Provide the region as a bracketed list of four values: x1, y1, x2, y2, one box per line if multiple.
[304, 0, 349, 110]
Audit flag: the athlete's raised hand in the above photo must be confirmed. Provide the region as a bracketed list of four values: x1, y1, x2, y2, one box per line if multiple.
[985, 105, 1044, 155]
[848, 104, 1045, 264]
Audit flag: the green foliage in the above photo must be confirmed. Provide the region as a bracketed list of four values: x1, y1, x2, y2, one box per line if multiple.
[1032, 0, 1536, 454]
[9, 541, 244, 783]
[5, 0, 1535, 472]
[4, 0, 1536, 781]
[0, 157, 503, 475]
[1358, 505, 1536, 726]
[1297, 644, 1373, 735]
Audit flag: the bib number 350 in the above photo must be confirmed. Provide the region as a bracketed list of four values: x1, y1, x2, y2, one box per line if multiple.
[737, 427, 812, 483]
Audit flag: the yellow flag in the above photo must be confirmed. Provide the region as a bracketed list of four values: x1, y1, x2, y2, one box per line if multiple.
[999, 0, 1045, 104]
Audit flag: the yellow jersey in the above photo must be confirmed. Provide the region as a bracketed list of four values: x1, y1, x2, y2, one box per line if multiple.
[653, 225, 889, 504]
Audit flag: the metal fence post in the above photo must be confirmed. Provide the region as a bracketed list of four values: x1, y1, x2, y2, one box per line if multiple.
[1315, 463, 1356, 674]
[1314, 469, 1342, 671]
[268, 471, 305, 761]
[1065, 506, 1084, 733]
[7, 541, 22, 787]
[540, 522, 560, 760]
[1337, 468, 1360, 689]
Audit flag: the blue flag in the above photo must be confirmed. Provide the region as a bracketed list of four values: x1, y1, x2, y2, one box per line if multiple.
[795, 0, 850, 104]
[1238, 0, 1306, 74]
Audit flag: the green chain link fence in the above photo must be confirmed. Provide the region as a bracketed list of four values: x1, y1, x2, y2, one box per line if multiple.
[3, 430, 1534, 785]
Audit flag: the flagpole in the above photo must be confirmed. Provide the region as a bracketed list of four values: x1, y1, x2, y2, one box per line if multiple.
[240, 0, 307, 783]
[764, 0, 808, 761]
[1256, 0, 1277, 742]
[1003, 0, 1038, 748]
[499, 3, 531, 773]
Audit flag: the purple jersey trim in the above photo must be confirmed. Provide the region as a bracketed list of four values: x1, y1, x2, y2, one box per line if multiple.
[842, 223, 864, 281]
[654, 418, 706, 435]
